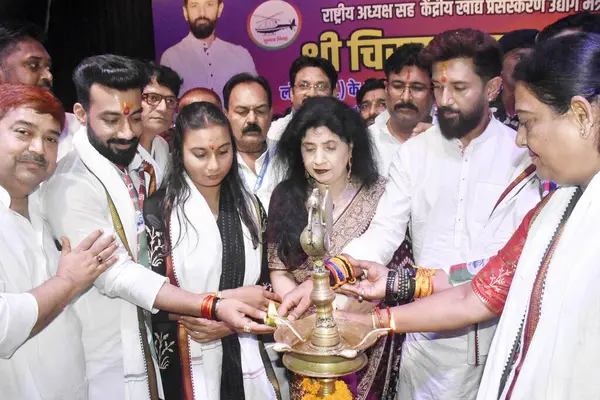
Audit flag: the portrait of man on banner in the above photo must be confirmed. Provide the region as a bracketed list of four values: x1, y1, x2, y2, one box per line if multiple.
[160, 0, 257, 100]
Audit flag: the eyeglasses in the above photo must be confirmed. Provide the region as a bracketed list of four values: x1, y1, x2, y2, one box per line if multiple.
[388, 82, 430, 98]
[294, 82, 332, 94]
[143, 92, 178, 109]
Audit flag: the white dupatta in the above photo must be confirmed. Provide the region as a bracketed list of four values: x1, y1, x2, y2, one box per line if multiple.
[169, 174, 277, 400]
[478, 171, 600, 399]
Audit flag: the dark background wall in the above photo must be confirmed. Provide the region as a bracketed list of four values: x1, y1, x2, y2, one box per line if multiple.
[1, 0, 156, 110]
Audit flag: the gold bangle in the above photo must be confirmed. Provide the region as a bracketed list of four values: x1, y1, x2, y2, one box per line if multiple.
[414, 268, 435, 298]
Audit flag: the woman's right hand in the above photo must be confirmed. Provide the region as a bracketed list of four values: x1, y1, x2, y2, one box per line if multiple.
[278, 279, 314, 321]
[215, 298, 275, 335]
[223, 285, 281, 311]
[341, 256, 390, 301]
[55, 230, 119, 294]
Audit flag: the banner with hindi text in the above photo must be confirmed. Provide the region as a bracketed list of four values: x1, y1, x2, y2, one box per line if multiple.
[152, 0, 595, 114]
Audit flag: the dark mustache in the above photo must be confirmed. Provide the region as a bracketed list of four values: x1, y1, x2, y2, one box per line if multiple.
[18, 152, 48, 167]
[194, 17, 211, 25]
[107, 138, 138, 146]
[394, 102, 419, 112]
[39, 80, 52, 90]
[242, 123, 262, 134]
[438, 106, 460, 115]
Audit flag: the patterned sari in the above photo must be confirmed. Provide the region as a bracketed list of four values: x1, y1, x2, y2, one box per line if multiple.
[268, 176, 414, 400]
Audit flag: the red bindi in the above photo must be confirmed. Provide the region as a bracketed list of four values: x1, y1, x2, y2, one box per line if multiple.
[121, 101, 133, 116]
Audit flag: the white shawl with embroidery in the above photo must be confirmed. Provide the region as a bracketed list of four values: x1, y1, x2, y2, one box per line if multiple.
[169, 174, 277, 399]
[478, 172, 600, 399]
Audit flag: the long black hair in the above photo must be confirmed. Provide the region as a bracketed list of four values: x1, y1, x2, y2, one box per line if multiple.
[268, 96, 379, 268]
[163, 101, 260, 247]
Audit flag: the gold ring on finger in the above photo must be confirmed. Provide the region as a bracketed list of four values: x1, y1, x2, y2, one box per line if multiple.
[243, 323, 251, 333]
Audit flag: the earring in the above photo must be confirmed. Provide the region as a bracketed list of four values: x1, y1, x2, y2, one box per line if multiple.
[580, 125, 588, 139]
[347, 156, 353, 181]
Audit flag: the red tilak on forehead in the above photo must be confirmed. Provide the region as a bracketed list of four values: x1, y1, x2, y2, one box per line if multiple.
[121, 101, 133, 116]
[441, 63, 448, 84]
[405, 69, 411, 81]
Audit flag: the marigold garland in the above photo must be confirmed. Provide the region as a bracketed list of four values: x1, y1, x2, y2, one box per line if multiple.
[300, 378, 354, 400]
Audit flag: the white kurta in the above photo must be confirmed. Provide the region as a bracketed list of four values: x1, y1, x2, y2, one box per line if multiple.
[0, 186, 87, 399]
[370, 110, 439, 177]
[237, 139, 282, 211]
[57, 112, 82, 161]
[161, 34, 257, 99]
[41, 127, 168, 400]
[369, 110, 404, 177]
[343, 118, 540, 400]
[166, 174, 277, 399]
[267, 112, 293, 141]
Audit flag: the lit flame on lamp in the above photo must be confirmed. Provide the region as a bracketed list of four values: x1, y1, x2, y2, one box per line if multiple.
[265, 301, 306, 343]
[265, 301, 279, 327]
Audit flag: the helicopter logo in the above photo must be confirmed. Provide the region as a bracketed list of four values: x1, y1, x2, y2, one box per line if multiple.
[253, 12, 297, 35]
[248, 1, 302, 50]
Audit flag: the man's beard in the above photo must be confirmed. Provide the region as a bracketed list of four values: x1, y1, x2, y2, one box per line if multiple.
[437, 99, 486, 140]
[189, 17, 217, 39]
[87, 124, 139, 167]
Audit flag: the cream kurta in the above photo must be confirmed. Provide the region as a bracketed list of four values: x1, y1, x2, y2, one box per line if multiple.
[0, 186, 87, 399]
[344, 118, 540, 400]
[41, 127, 168, 400]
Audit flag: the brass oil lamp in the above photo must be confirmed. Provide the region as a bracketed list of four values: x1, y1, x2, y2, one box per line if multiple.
[269, 187, 390, 397]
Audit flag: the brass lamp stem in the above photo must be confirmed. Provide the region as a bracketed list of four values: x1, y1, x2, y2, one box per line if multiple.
[309, 261, 340, 349]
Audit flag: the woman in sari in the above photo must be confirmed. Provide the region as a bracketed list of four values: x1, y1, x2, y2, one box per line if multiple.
[340, 33, 600, 399]
[143, 102, 282, 400]
[268, 97, 413, 400]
